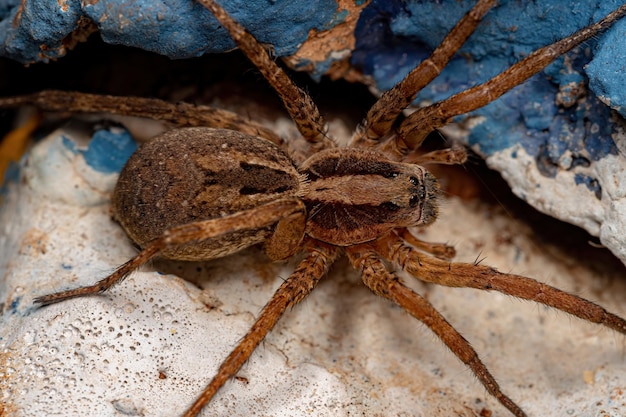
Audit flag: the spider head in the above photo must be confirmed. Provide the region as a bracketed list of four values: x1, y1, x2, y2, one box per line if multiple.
[385, 164, 439, 228]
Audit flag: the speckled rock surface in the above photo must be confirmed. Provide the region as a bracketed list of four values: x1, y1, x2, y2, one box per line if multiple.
[1, 116, 626, 416]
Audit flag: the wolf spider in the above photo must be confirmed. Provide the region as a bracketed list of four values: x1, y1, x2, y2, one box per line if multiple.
[2, 0, 625, 416]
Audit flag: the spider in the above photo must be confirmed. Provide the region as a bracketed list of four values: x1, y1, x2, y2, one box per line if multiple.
[1, 0, 626, 416]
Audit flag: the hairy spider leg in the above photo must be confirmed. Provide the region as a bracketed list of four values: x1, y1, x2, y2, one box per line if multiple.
[402, 145, 468, 166]
[352, 0, 495, 148]
[398, 228, 456, 260]
[378, 235, 626, 335]
[34, 199, 304, 305]
[182, 243, 340, 417]
[0, 91, 285, 147]
[346, 245, 527, 417]
[198, 0, 333, 156]
[396, 4, 626, 153]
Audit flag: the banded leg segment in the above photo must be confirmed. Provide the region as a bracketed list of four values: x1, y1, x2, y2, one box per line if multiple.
[182, 242, 340, 417]
[346, 246, 527, 417]
[198, 0, 333, 153]
[34, 199, 304, 305]
[398, 228, 456, 260]
[0, 90, 285, 147]
[381, 237, 626, 335]
[396, 4, 626, 152]
[351, 0, 495, 148]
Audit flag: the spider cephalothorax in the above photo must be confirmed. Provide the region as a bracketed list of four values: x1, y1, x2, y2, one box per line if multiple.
[299, 146, 441, 245]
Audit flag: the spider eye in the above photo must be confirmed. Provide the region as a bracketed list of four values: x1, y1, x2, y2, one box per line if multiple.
[409, 195, 420, 207]
[381, 201, 400, 211]
[419, 184, 426, 199]
[409, 176, 419, 186]
[384, 171, 399, 179]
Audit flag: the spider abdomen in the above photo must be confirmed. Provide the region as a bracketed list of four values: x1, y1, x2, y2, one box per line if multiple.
[113, 127, 302, 260]
[300, 147, 440, 246]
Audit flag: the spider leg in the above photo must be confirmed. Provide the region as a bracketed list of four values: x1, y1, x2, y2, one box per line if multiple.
[34, 199, 304, 306]
[401, 146, 467, 166]
[0, 90, 285, 147]
[381, 237, 626, 335]
[197, 0, 333, 155]
[182, 242, 340, 417]
[395, 4, 626, 153]
[346, 246, 527, 417]
[351, 0, 495, 148]
[398, 228, 456, 261]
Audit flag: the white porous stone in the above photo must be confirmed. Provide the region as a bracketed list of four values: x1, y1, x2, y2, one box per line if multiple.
[485, 121, 626, 264]
[1, 126, 625, 417]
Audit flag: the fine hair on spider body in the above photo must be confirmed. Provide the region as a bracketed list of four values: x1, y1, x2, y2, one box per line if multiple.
[1, 0, 626, 416]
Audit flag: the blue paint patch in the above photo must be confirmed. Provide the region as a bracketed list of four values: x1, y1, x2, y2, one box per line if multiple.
[586, 17, 626, 118]
[0, 0, 83, 62]
[83, 129, 137, 174]
[574, 173, 602, 199]
[61, 263, 73, 270]
[0, 0, 338, 62]
[61, 128, 137, 174]
[352, 0, 624, 170]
